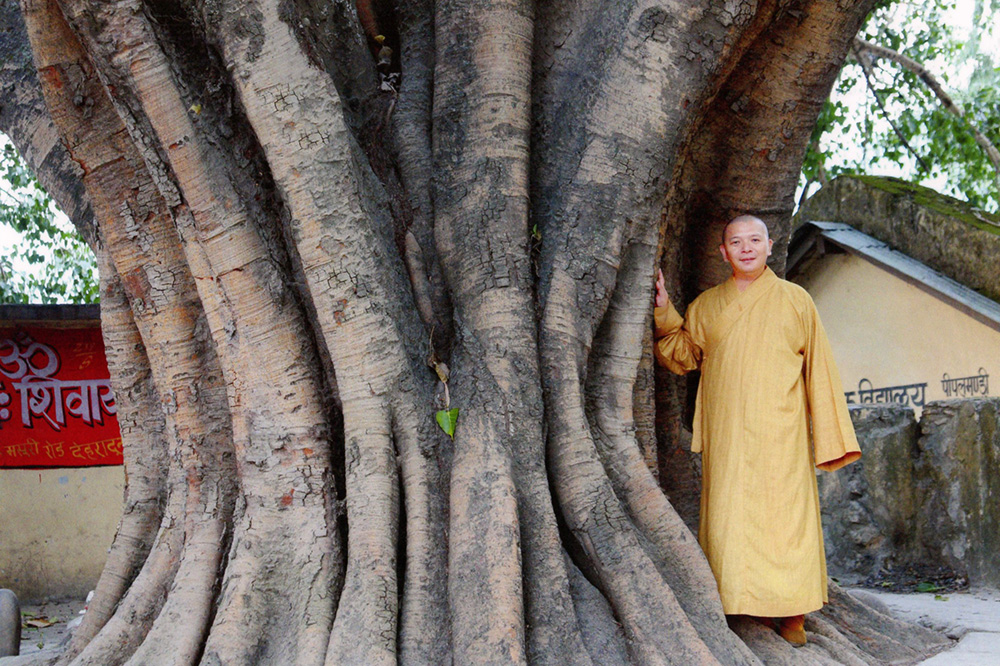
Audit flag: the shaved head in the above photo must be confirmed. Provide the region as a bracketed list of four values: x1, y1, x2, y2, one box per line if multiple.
[722, 215, 769, 243]
[719, 214, 774, 283]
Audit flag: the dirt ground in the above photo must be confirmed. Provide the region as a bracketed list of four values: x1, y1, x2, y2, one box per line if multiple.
[859, 562, 970, 594]
[13, 597, 87, 659]
[5, 587, 998, 664]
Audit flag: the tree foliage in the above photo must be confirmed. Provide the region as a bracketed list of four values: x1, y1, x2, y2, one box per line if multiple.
[805, 0, 1000, 211]
[0, 138, 98, 303]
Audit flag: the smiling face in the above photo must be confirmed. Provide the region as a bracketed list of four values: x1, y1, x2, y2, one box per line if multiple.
[719, 215, 773, 283]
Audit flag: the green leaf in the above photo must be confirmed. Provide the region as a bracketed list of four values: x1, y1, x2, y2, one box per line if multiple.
[915, 581, 940, 593]
[435, 408, 459, 438]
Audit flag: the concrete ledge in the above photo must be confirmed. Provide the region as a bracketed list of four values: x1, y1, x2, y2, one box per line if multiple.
[852, 588, 1000, 665]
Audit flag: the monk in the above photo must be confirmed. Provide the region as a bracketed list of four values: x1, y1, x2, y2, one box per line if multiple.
[653, 215, 861, 646]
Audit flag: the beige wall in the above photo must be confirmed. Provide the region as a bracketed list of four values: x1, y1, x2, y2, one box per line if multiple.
[0, 466, 123, 602]
[795, 253, 1000, 417]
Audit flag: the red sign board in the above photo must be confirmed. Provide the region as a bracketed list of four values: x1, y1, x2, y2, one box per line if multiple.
[0, 325, 123, 467]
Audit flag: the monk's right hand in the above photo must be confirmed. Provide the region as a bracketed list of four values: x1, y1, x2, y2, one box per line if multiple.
[655, 269, 669, 308]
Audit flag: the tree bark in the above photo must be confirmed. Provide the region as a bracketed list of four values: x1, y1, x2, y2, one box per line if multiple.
[0, 0, 950, 664]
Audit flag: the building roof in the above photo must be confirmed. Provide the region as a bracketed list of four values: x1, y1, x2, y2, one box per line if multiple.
[0, 304, 101, 323]
[788, 221, 1000, 333]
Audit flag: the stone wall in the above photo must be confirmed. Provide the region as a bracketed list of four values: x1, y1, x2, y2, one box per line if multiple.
[819, 404, 920, 582]
[820, 398, 1000, 588]
[916, 399, 1000, 588]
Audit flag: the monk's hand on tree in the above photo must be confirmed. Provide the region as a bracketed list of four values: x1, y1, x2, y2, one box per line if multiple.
[655, 269, 669, 308]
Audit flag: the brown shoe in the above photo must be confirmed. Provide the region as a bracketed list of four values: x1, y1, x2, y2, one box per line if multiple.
[778, 615, 807, 647]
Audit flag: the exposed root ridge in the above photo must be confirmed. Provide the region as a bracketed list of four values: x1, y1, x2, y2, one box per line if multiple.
[564, 553, 630, 665]
[60, 265, 168, 658]
[580, 236, 759, 666]
[66, 491, 184, 666]
[392, 398, 451, 665]
[817, 585, 951, 663]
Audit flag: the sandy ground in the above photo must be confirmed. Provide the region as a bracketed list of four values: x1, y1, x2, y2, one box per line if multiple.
[2, 588, 998, 664]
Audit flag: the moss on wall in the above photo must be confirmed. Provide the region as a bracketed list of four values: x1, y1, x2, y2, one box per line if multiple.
[849, 175, 1000, 236]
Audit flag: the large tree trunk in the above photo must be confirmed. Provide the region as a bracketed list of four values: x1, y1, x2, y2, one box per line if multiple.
[0, 0, 949, 664]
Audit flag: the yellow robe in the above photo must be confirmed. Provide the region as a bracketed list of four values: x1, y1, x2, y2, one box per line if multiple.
[654, 267, 860, 617]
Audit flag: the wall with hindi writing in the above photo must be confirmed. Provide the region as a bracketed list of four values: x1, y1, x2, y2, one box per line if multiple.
[1, 321, 123, 467]
[793, 254, 999, 418]
[0, 306, 125, 602]
[0, 466, 124, 601]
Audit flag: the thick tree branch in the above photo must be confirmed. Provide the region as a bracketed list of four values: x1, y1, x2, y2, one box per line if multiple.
[49, 2, 348, 662]
[852, 42, 931, 173]
[432, 1, 592, 662]
[535, 4, 770, 662]
[25, 5, 240, 664]
[0, 0, 95, 246]
[673, 0, 878, 294]
[60, 262, 168, 660]
[390, 0, 454, 356]
[854, 36, 1000, 191]
[584, 234, 760, 665]
[206, 1, 448, 661]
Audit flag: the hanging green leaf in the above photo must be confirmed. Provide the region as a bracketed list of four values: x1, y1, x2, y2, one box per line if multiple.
[435, 408, 459, 438]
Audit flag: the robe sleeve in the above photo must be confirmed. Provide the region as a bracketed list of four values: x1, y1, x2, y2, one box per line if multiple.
[653, 301, 702, 375]
[802, 298, 862, 472]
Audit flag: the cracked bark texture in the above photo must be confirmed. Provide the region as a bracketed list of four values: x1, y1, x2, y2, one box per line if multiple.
[0, 0, 950, 664]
